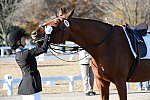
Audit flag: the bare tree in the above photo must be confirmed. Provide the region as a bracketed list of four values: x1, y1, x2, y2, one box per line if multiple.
[0, 0, 21, 46]
[10, 0, 106, 34]
[92, 0, 150, 26]
[46, 0, 150, 26]
[6, 0, 149, 36]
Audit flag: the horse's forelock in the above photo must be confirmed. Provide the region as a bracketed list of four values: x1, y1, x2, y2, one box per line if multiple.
[43, 18, 62, 27]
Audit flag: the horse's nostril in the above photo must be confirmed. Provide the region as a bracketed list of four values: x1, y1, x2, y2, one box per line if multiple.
[32, 31, 37, 35]
[31, 31, 37, 40]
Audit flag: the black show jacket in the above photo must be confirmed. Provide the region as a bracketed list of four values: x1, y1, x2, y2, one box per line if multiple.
[15, 37, 49, 95]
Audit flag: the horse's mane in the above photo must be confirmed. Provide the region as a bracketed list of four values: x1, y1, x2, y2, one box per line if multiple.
[70, 18, 112, 27]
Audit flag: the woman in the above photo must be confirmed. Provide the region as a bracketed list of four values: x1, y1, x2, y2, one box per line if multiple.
[7, 26, 52, 99]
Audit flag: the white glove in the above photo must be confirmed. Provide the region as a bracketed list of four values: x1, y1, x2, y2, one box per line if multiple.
[45, 25, 53, 34]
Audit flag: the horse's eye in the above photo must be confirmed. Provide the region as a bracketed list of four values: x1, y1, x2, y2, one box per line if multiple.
[54, 22, 59, 25]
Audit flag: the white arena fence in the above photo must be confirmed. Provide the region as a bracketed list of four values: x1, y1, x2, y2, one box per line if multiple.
[0, 46, 11, 57]
[0, 75, 82, 96]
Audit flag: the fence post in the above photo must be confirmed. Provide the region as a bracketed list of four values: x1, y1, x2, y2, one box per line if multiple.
[69, 55, 74, 60]
[3, 75, 13, 96]
[1, 48, 4, 57]
[69, 76, 74, 92]
[46, 81, 56, 86]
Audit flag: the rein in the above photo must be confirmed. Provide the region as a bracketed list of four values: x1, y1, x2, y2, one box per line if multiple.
[37, 23, 85, 62]
[38, 19, 114, 49]
[49, 44, 83, 55]
[48, 25, 113, 63]
[36, 20, 114, 63]
[48, 44, 88, 62]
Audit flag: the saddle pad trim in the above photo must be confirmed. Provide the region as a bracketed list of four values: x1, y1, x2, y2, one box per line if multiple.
[122, 26, 137, 58]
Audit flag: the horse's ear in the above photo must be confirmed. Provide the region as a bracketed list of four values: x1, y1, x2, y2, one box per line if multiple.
[59, 8, 65, 16]
[64, 9, 74, 19]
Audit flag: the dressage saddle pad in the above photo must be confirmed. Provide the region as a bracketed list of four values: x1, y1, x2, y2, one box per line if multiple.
[123, 24, 147, 58]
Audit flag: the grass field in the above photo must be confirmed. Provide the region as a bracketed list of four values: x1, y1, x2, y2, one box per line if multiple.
[0, 56, 140, 96]
[0, 56, 98, 96]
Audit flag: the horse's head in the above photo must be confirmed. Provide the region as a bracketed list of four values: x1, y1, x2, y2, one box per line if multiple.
[31, 8, 74, 44]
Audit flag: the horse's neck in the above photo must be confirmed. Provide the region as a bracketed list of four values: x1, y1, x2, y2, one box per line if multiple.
[67, 19, 131, 62]
[68, 18, 112, 48]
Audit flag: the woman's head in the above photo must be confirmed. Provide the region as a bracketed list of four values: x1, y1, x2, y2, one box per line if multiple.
[7, 30, 26, 50]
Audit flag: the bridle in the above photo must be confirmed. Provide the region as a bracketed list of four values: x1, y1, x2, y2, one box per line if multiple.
[32, 19, 114, 62]
[34, 19, 68, 45]
[34, 18, 114, 49]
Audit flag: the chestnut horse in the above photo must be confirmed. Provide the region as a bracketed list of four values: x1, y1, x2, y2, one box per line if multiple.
[31, 9, 150, 100]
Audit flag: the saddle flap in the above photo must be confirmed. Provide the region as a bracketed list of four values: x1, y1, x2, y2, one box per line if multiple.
[125, 24, 147, 58]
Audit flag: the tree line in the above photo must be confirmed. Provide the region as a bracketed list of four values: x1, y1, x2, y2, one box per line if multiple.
[0, 0, 149, 46]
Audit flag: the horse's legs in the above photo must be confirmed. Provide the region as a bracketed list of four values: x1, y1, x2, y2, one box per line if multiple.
[96, 78, 101, 93]
[98, 79, 110, 100]
[114, 79, 127, 100]
[91, 59, 110, 100]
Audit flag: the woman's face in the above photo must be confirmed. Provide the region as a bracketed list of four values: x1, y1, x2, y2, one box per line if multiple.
[21, 37, 26, 46]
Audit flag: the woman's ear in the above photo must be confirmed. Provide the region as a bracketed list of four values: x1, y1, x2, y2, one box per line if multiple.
[21, 37, 26, 46]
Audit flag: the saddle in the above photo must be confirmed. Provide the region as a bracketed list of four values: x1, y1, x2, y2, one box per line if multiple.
[125, 24, 147, 58]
